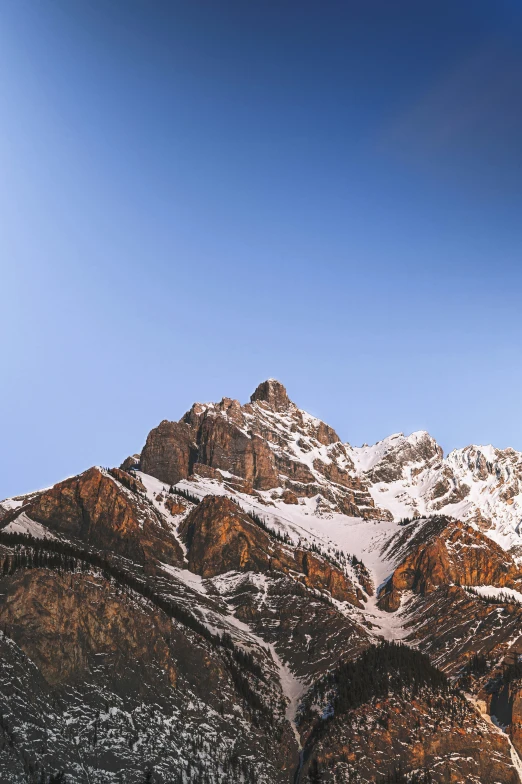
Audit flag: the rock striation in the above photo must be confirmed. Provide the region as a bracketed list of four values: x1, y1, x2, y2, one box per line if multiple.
[3, 466, 183, 568]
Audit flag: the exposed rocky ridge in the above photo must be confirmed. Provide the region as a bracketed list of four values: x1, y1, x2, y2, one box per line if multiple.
[210, 571, 370, 685]
[299, 688, 519, 783]
[2, 467, 183, 570]
[136, 380, 522, 554]
[295, 642, 521, 783]
[351, 432, 522, 555]
[398, 585, 522, 674]
[352, 431, 443, 484]
[378, 516, 522, 611]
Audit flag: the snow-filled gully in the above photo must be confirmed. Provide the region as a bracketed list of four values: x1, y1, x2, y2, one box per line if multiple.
[221, 607, 306, 748]
[223, 604, 308, 783]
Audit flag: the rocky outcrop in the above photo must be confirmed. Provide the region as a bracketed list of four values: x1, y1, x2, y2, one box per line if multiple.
[197, 416, 280, 490]
[119, 454, 140, 472]
[379, 517, 521, 611]
[0, 565, 296, 783]
[250, 379, 291, 411]
[180, 495, 365, 604]
[364, 431, 443, 484]
[509, 682, 522, 759]
[352, 432, 522, 547]
[140, 419, 196, 485]
[212, 571, 371, 685]
[181, 496, 275, 577]
[108, 466, 146, 493]
[17, 467, 183, 567]
[0, 569, 178, 688]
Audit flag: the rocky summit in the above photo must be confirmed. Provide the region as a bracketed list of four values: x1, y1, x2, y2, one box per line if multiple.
[3, 380, 522, 783]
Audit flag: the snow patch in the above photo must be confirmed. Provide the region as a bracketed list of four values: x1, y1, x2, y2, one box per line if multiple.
[464, 585, 522, 604]
[160, 563, 208, 594]
[3, 513, 56, 540]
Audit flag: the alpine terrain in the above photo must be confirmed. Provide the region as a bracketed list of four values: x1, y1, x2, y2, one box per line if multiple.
[3, 379, 522, 784]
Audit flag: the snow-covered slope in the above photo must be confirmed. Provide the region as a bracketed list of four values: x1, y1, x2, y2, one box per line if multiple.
[349, 431, 522, 556]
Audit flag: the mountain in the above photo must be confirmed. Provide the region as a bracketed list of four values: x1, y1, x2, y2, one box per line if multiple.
[350, 431, 522, 555]
[2, 379, 522, 783]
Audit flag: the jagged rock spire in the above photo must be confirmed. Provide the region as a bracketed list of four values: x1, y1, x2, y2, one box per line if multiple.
[250, 379, 291, 411]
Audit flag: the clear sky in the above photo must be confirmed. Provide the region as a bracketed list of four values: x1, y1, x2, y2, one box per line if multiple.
[2, 1, 522, 499]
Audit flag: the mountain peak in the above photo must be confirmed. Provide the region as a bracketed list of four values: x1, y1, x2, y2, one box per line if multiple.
[250, 378, 291, 411]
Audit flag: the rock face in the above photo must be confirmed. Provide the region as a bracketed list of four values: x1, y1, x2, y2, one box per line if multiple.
[350, 433, 522, 555]
[15, 466, 184, 567]
[250, 378, 291, 411]
[139, 379, 389, 520]
[0, 568, 178, 687]
[141, 419, 196, 486]
[119, 454, 140, 472]
[509, 682, 522, 759]
[180, 495, 366, 605]
[378, 516, 521, 611]
[354, 431, 443, 485]
[181, 496, 275, 577]
[0, 565, 295, 784]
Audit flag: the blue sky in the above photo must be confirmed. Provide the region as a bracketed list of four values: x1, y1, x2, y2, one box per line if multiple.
[2, 1, 522, 498]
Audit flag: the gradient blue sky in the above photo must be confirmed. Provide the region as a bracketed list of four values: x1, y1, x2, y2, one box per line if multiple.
[2, 1, 522, 499]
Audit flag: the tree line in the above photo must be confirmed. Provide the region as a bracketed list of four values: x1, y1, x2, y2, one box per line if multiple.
[169, 486, 202, 506]
[331, 641, 449, 716]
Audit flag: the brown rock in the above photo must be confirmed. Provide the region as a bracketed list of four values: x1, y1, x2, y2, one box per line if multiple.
[141, 419, 196, 485]
[136, 379, 385, 518]
[22, 467, 183, 567]
[0, 569, 177, 688]
[197, 416, 279, 491]
[180, 495, 363, 604]
[164, 496, 187, 515]
[250, 379, 291, 411]
[109, 467, 146, 494]
[180, 496, 273, 577]
[296, 550, 361, 604]
[191, 463, 224, 481]
[379, 517, 521, 611]
[300, 688, 519, 784]
[314, 421, 341, 446]
[119, 454, 140, 472]
[510, 683, 522, 758]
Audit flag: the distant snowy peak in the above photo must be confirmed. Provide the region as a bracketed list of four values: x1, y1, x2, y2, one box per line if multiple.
[447, 443, 522, 484]
[350, 431, 522, 556]
[348, 430, 443, 482]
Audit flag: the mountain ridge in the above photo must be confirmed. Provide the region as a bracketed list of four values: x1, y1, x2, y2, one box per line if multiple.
[2, 378, 522, 782]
